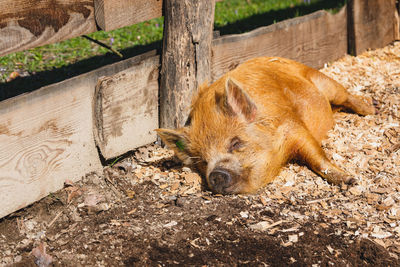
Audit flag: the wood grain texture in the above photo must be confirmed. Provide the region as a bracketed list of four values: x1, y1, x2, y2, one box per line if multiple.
[348, 0, 397, 55]
[94, 0, 163, 31]
[211, 7, 347, 81]
[0, 0, 96, 56]
[160, 0, 215, 129]
[395, 3, 400, 40]
[0, 50, 158, 218]
[0, 75, 102, 219]
[94, 55, 159, 160]
[94, 0, 222, 31]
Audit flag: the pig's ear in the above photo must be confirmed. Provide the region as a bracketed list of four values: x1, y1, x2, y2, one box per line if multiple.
[155, 128, 190, 156]
[223, 77, 257, 122]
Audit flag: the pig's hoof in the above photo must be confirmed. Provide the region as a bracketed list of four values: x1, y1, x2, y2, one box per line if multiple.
[344, 176, 356, 185]
[347, 95, 376, 116]
[340, 176, 357, 191]
[337, 172, 356, 186]
[323, 169, 356, 186]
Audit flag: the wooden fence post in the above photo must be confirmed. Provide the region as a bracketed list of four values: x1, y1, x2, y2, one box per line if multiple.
[159, 0, 215, 129]
[396, 1, 400, 40]
[347, 0, 356, 56]
[347, 0, 397, 55]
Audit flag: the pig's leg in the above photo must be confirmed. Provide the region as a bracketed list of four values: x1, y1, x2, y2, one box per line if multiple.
[340, 94, 376, 116]
[308, 70, 375, 115]
[292, 126, 355, 185]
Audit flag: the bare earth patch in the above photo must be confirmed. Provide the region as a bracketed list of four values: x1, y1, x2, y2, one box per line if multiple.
[1, 42, 399, 266]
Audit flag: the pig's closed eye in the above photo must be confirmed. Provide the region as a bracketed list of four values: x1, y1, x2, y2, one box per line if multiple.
[228, 137, 242, 153]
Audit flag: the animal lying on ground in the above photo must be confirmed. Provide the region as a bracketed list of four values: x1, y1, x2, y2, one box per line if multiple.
[156, 57, 375, 194]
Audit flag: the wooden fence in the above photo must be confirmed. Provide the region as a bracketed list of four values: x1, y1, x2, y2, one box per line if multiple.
[0, 0, 398, 218]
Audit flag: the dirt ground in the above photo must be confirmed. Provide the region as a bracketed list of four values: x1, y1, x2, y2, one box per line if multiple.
[1, 42, 400, 267]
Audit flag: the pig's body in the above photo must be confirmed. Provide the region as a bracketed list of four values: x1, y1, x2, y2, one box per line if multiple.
[206, 57, 335, 142]
[157, 57, 375, 194]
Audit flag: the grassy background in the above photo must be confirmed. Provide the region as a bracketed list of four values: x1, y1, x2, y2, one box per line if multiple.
[0, 0, 345, 86]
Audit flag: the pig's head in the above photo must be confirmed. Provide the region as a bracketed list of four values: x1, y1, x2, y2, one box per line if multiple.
[157, 78, 278, 194]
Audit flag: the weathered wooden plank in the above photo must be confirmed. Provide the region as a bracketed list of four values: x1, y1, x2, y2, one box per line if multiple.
[94, 55, 159, 159]
[160, 0, 215, 129]
[94, 0, 222, 32]
[211, 7, 347, 81]
[396, 3, 400, 40]
[0, 0, 96, 56]
[0, 50, 158, 218]
[94, 0, 163, 31]
[347, 0, 397, 55]
[0, 0, 223, 55]
[0, 74, 102, 219]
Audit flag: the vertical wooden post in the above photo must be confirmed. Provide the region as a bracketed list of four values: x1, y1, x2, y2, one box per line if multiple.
[396, 0, 400, 40]
[160, 0, 215, 129]
[347, 0, 356, 56]
[347, 0, 397, 56]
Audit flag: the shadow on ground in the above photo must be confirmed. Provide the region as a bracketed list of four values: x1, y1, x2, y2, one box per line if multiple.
[0, 42, 161, 101]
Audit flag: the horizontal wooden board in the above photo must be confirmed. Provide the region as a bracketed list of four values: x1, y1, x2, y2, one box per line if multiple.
[0, 0, 222, 55]
[94, 55, 159, 159]
[0, 50, 158, 218]
[0, 73, 102, 219]
[348, 0, 397, 55]
[0, 0, 97, 56]
[211, 7, 347, 81]
[94, 0, 222, 31]
[94, 0, 163, 31]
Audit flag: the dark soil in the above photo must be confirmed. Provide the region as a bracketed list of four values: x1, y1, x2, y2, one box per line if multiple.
[1, 160, 398, 267]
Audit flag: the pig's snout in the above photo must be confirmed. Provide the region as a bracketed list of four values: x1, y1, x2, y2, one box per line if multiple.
[209, 168, 233, 194]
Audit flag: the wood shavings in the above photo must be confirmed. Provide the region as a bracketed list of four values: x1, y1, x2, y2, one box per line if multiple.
[249, 220, 285, 231]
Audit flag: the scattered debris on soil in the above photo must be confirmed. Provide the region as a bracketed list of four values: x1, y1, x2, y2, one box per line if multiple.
[1, 42, 399, 266]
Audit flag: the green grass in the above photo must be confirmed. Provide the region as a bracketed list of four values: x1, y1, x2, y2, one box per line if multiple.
[0, 18, 164, 83]
[214, 0, 346, 35]
[0, 0, 345, 84]
[215, 0, 311, 28]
